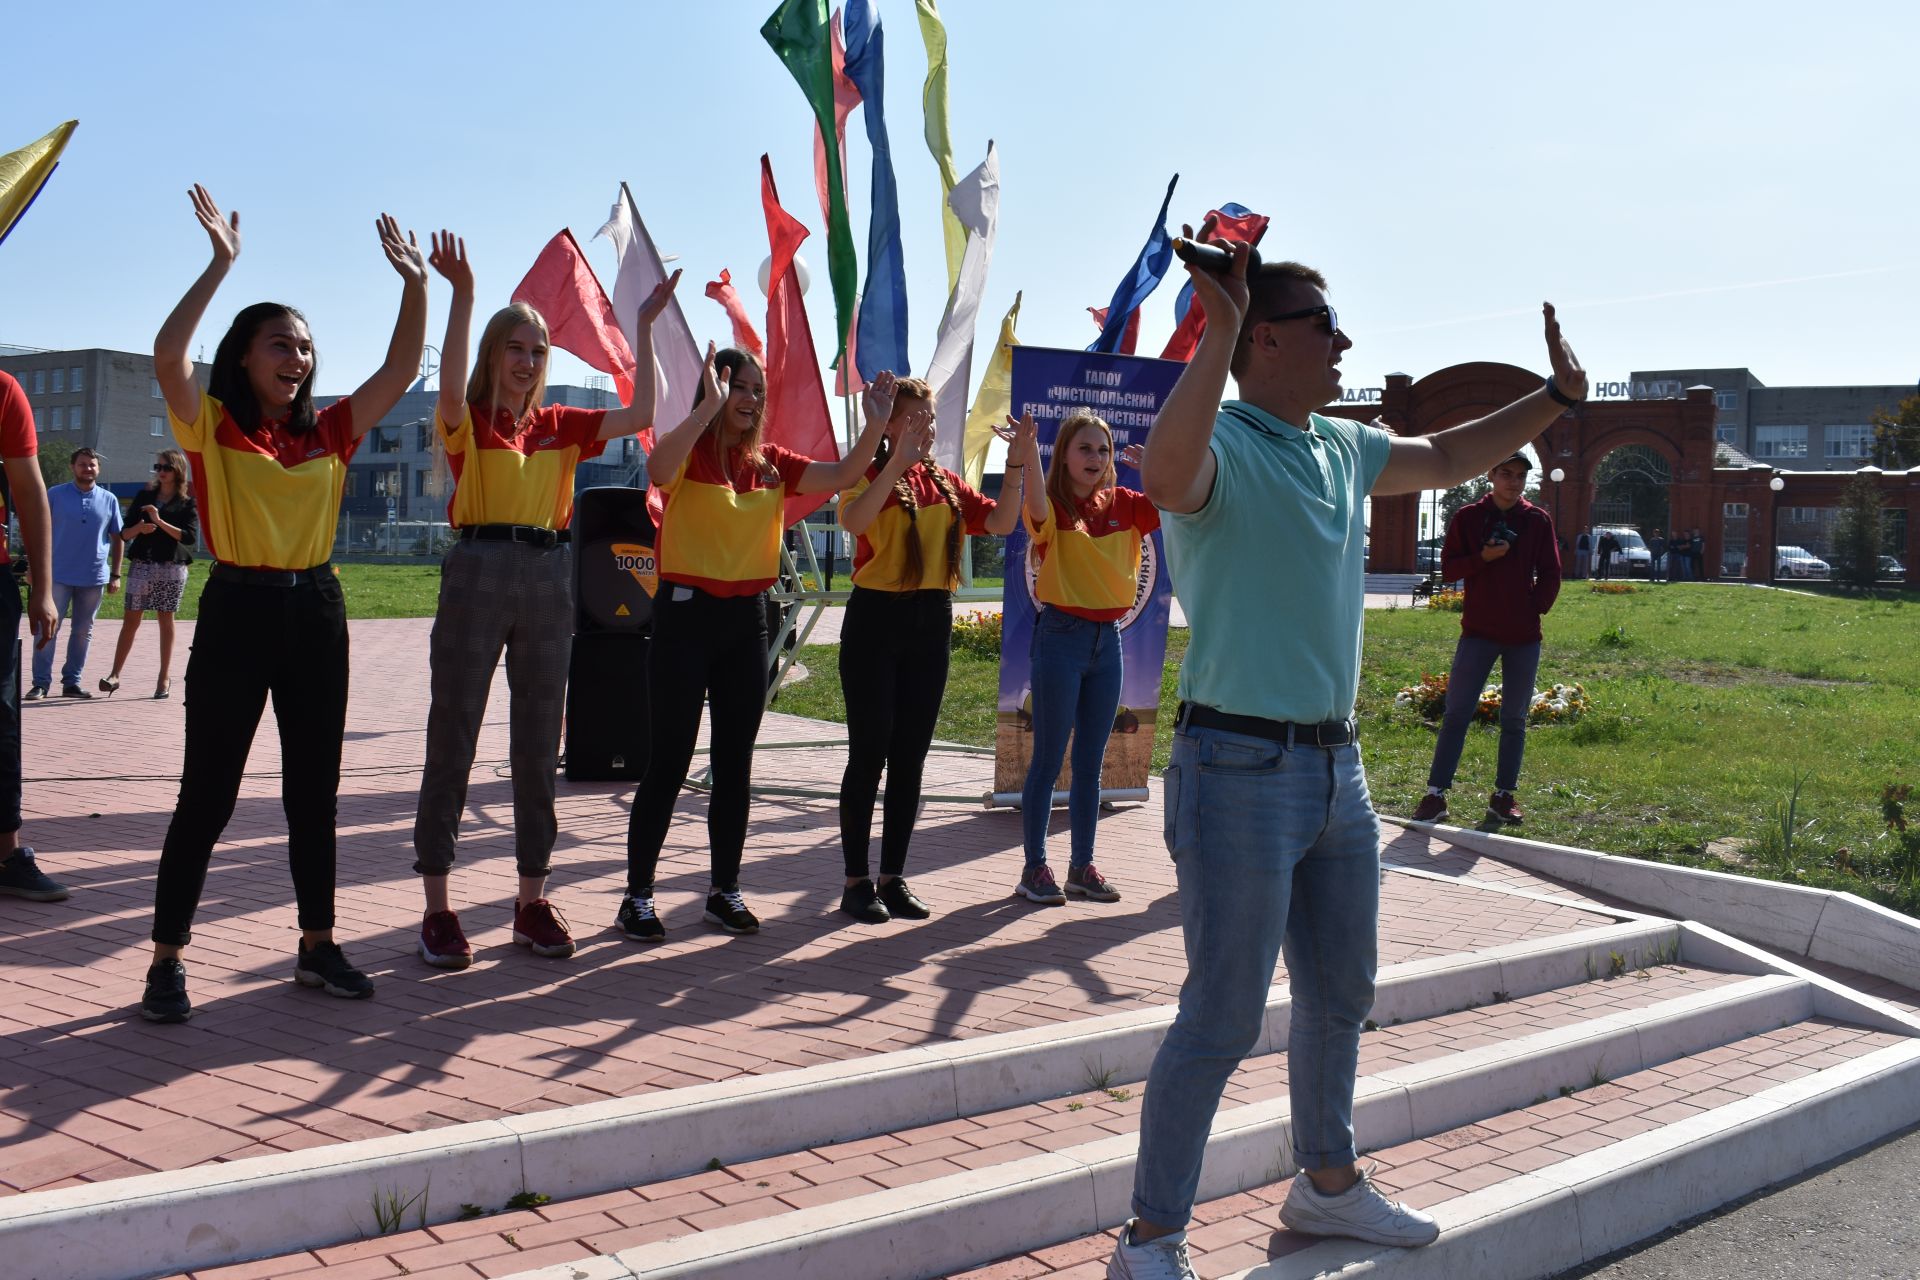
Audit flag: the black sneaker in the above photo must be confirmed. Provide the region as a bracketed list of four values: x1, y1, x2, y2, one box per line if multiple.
[0, 847, 70, 901]
[839, 878, 890, 924]
[704, 888, 760, 935]
[141, 958, 192, 1023]
[60, 684, 93, 700]
[878, 876, 931, 920]
[23, 685, 47, 701]
[293, 940, 375, 999]
[615, 894, 665, 942]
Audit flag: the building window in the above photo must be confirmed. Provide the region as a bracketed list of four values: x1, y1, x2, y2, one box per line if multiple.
[369, 428, 401, 454]
[33, 369, 44, 395]
[1826, 424, 1873, 459]
[1724, 502, 1748, 518]
[150, 415, 166, 437]
[416, 422, 434, 452]
[70, 366, 83, 392]
[51, 369, 64, 394]
[1753, 425, 1808, 459]
[372, 470, 403, 497]
[50, 407, 63, 430]
[1716, 424, 1736, 444]
[1714, 391, 1738, 411]
[152, 378, 164, 398]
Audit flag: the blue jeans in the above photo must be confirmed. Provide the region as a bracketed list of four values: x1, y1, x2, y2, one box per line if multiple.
[32, 582, 104, 689]
[1427, 635, 1540, 795]
[1132, 727, 1380, 1227]
[1021, 609, 1123, 869]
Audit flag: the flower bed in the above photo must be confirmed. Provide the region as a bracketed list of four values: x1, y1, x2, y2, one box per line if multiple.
[1393, 673, 1591, 725]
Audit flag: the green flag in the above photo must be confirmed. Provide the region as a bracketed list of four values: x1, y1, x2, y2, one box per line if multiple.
[762, 0, 858, 363]
[914, 0, 964, 293]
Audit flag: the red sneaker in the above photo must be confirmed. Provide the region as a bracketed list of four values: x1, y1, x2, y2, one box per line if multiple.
[419, 909, 472, 970]
[1487, 792, 1524, 825]
[513, 898, 577, 958]
[1411, 792, 1449, 823]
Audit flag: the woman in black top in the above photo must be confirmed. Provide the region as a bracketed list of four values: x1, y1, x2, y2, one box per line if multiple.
[100, 448, 197, 699]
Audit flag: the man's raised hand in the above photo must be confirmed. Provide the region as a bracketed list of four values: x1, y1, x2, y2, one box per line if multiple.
[1543, 302, 1587, 402]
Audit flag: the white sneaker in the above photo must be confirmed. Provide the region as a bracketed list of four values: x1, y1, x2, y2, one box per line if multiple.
[1107, 1218, 1196, 1279]
[1278, 1168, 1439, 1247]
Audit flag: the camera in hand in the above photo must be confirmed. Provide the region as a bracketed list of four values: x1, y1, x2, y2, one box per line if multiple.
[1485, 518, 1516, 548]
[1171, 238, 1263, 274]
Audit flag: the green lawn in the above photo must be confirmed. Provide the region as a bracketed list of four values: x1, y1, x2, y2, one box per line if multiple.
[88, 562, 446, 622]
[781, 584, 1920, 917]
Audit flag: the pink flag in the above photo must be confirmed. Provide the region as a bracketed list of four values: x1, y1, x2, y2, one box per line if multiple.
[511, 229, 635, 402]
[813, 9, 866, 397]
[704, 269, 765, 359]
[1087, 305, 1141, 356]
[761, 154, 838, 528]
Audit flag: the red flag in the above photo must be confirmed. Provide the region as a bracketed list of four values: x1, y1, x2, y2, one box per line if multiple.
[511, 229, 635, 402]
[704, 269, 765, 359]
[761, 154, 838, 528]
[1087, 305, 1141, 356]
[1160, 205, 1272, 362]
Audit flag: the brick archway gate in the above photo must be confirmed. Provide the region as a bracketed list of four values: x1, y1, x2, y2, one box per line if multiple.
[1362, 363, 1721, 574]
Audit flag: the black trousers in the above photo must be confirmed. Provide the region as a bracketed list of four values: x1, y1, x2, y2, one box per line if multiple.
[151, 573, 349, 946]
[624, 584, 769, 897]
[1, 580, 21, 835]
[838, 587, 952, 878]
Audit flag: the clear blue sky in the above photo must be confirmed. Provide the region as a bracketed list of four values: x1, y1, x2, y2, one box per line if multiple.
[3, 0, 1915, 413]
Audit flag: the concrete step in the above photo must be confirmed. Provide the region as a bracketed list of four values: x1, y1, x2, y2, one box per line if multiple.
[139, 931, 1872, 1280]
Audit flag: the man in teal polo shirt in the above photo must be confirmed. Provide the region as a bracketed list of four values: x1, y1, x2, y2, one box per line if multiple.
[1108, 236, 1587, 1279]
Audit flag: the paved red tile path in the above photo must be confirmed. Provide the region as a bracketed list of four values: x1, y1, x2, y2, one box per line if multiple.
[2, 618, 1617, 1200]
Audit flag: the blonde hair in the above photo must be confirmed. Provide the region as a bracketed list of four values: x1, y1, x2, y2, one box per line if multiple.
[468, 303, 551, 421]
[881, 378, 963, 591]
[1045, 412, 1116, 530]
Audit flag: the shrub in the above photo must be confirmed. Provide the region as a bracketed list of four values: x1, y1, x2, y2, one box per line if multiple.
[1429, 588, 1465, 612]
[1589, 581, 1637, 595]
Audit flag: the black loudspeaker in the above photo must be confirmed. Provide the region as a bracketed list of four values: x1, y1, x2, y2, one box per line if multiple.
[565, 632, 650, 781]
[572, 486, 657, 633]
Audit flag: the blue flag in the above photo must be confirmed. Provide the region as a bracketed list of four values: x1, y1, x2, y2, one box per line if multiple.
[1090, 174, 1178, 354]
[844, 0, 909, 380]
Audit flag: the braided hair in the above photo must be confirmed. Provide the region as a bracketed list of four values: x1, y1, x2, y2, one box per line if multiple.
[881, 378, 963, 591]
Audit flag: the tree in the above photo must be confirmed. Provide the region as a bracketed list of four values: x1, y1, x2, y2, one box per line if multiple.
[1438, 476, 1490, 526]
[1829, 473, 1884, 590]
[1870, 396, 1920, 470]
[36, 439, 75, 490]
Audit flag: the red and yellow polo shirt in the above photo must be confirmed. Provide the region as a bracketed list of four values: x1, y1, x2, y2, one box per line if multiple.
[839, 463, 995, 592]
[655, 440, 811, 596]
[0, 371, 36, 567]
[440, 401, 608, 530]
[171, 390, 358, 571]
[1025, 487, 1161, 621]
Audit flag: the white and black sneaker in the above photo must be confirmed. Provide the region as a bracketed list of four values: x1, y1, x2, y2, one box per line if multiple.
[704, 888, 760, 935]
[616, 894, 665, 942]
[293, 940, 375, 1000]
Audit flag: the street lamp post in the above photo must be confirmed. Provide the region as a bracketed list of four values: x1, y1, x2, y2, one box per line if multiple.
[1767, 472, 1785, 583]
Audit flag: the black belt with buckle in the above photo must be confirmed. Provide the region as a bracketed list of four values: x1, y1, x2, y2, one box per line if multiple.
[460, 524, 569, 548]
[1175, 701, 1357, 747]
[210, 562, 333, 588]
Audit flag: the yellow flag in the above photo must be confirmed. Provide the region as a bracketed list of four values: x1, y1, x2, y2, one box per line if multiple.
[0, 120, 77, 247]
[961, 291, 1021, 489]
[914, 0, 964, 292]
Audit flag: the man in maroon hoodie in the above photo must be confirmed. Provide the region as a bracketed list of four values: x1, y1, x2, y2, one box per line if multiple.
[1412, 452, 1561, 825]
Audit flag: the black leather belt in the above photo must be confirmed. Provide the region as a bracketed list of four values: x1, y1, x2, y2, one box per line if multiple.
[1176, 701, 1357, 747]
[210, 562, 333, 587]
[460, 524, 569, 547]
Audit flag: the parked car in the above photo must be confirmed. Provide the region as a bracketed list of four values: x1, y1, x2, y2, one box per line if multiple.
[1416, 538, 1443, 572]
[1775, 545, 1831, 578]
[1588, 526, 1653, 577]
[1880, 555, 1906, 578]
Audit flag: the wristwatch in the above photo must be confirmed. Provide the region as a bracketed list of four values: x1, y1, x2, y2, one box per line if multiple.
[1545, 377, 1583, 408]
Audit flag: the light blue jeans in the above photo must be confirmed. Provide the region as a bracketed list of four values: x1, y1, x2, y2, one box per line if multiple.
[32, 582, 104, 689]
[1021, 609, 1123, 868]
[1132, 726, 1381, 1227]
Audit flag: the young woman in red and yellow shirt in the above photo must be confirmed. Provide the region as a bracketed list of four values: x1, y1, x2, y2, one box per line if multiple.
[616, 330, 890, 942]
[832, 379, 1033, 923]
[1015, 411, 1158, 906]
[411, 238, 675, 970]
[142, 186, 429, 1023]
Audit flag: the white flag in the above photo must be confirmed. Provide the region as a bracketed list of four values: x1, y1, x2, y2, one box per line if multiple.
[596, 183, 702, 431]
[925, 141, 1000, 476]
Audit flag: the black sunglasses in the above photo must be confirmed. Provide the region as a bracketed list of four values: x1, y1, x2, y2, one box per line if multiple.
[1252, 304, 1340, 336]
[152, 463, 175, 472]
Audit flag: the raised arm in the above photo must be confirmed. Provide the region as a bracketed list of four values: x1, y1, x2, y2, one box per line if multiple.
[346, 214, 430, 439]
[154, 185, 240, 425]
[998, 412, 1047, 531]
[1372, 303, 1588, 496]
[840, 406, 931, 536]
[598, 270, 683, 441]
[427, 231, 472, 427]
[1141, 231, 1249, 514]
[643, 342, 725, 485]
[795, 370, 897, 495]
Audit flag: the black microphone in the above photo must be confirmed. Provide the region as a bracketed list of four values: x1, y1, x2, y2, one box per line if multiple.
[1171, 238, 1262, 274]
